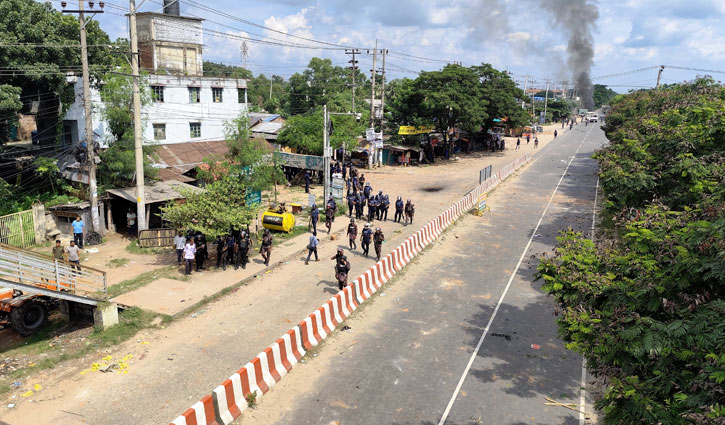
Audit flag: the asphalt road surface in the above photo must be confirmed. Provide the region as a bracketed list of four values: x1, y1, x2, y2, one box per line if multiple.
[244, 123, 606, 425]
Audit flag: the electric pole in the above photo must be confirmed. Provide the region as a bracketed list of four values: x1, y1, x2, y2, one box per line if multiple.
[269, 79, 273, 100]
[129, 0, 146, 231]
[369, 40, 377, 128]
[63, 0, 103, 233]
[522, 75, 528, 108]
[656, 65, 665, 89]
[323, 105, 330, 203]
[543, 79, 550, 124]
[346, 49, 360, 113]
[379, 48, 387, 165]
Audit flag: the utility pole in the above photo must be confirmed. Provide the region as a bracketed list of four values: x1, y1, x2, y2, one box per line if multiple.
[656, 65, 665, 89]
[531, 80, 536, 122]
[522, 75, 528, 108]
[346, 49, 360, 112]
[63, 1, 103, 233]
[323, 105, 330, 203]
[379, 48, 387, 166]
[369, 40, 377, 128]
[129, 0, 146, 231]
[269, 79, 273, 100]
[543, 79, 550, 124]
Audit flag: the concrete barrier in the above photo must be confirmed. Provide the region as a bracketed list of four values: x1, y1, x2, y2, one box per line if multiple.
[170, 153, 532, 425]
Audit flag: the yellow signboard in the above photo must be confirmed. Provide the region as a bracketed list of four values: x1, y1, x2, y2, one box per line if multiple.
[398, 125, 434, 135]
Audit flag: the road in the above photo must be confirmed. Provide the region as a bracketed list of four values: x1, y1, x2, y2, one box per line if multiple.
[236, 123, 606, 425]
[1, 125, 569, 425]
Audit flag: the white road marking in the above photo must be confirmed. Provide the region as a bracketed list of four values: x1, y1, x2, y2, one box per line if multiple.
[437, 125, 596, 425]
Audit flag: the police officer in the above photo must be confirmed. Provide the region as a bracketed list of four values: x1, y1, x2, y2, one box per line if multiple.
[304, 170, 311, 193]
[363, 182, 372, 199]
[310, 204, 319, 234]
[382, 194, 390, 221]
[325, 204, 334, 233]
[260, 229, 273, 266]
[347, 218, 358, 250]
[215, 235, 226, 270]
[359, 174, 366, 191]
[335, 254, 350, 290]
[367, 195, 377, 222]
[394, 196, 404, 223]
[373, 227, 385, 261]
[347, 191, 355, 217]
[352, 175, 359, 194]
[195, 233, 207, 271]
[404, 199, 415, 225]
[358, 194, 367, 220]
[360, 223, 373, 257]
[237, 231, 251, 269]
[226, 234, 236, 270]
[327, 196, 337, 222]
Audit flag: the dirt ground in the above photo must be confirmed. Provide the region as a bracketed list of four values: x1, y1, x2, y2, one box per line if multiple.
[0, 123, 570, 424]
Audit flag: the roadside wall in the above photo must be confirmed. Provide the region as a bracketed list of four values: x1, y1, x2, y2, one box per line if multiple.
[169, 153, 532, 425]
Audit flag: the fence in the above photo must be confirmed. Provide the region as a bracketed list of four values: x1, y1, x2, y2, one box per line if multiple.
[0, 209, 36, 249]
[138, 228, 177, 248]
[0, 243, 107, 299]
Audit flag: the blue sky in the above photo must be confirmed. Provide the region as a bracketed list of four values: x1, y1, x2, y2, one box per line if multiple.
[61, 0, 725, 92]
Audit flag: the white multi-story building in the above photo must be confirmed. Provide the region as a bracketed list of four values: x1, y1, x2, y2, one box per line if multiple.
[63, 3, 248, 148]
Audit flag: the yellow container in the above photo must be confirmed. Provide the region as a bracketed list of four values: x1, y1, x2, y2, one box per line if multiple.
[261, 210, 296, 232]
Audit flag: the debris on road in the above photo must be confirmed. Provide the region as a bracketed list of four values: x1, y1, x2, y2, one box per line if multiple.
[491, 333, 511, 341]
[544, 397, 585, 414]
[531, 344, 541, 350]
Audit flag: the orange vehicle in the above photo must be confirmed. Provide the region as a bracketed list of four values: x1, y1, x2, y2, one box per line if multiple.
[0, 288, 57, 336]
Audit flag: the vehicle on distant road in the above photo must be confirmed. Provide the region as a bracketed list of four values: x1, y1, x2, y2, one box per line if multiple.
[587, 113, 599, 123]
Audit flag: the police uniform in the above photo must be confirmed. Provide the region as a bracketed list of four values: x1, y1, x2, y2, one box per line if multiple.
[347, 192, 355, 217]
[310, 205, 319, 234]
[373, 228, 385, 261]
[361, 225, 373, 257]
[367, 197, 377, 222]
[237, 232, 251, 269]
[395, 197, 404, 223]
[347, 220, 358, 250]
[260, 230, 273, 266]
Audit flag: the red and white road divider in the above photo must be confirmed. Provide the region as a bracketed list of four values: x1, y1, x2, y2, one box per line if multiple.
[170, 154, 531, 425]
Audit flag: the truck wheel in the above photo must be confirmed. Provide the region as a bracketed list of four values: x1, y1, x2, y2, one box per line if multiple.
[10, 301, 47, 336]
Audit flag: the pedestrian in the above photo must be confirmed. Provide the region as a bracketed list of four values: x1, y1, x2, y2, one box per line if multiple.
[367, 196, 377, 222]
[381, 194, 390, 221]
[72, 215, 84, 249]
[516, 138, 521, 150]
[347, 218, 358, 250]
[310, 204, 319, 234]
[554, 129, 558, 138]
[534, 137, 539, 148]
[562, 121, 565, 129]
[363, 182, 372, 199]
[195, 234, 207, 271]
[174, 231, 185, 265]
[357, 194, 366, 220]
[526, 134, 531, 144]
[360, 223, 372, 257]
[325, 204, 334, 234]
[237, 231, 251, 269]
[215, 235, 227, 270]
[359, 174, 366, 190]
[66, 240, 81, 272]
[183, 238, 196, 275]
[570, 123, 573, 130]
[394, 196, 404, 223]
[304, 170, 311, 193]
[335, 255, 350, 290]
[305, 231, 320, 265]
[373, 227, 385, 261]
[342, 162, 347, 180]
[404, 199, 415, 225]
[260, 229, 273, 266]
[347, 191, 355, 217]
[327, 196, 337, 222]
[127, 208, 137, 237]
[226, 234, 236, 270]
[52, 239, 64, 261]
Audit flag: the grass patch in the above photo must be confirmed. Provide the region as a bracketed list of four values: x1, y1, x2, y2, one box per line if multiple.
[125, 241, 172, 255]
[103, 265, 189, 299]
[106, 257, 130, 268]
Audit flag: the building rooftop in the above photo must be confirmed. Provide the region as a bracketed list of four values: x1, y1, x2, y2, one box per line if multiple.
[132, 11, 204, 22]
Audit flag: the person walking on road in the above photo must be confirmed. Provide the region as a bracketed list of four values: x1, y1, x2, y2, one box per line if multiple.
[52, 239, 64, 261]
[304, 170, 311, 193]
[174, 232, 185, 265]
[360, 223, 372, 257]
[335, 255, 350, 290]
[310, 204, 319, 234]
[305, 231, 319, 265]
[516, 138, 521, 150]
[183, 238, 196, 275]
[347, 191, 355, 217]
[554, 129, 558, 138]
[66, 240, 81, 272]
[381, 194, 390, 221]
[260, 229, 273, 266]
[534, 137, 539, 148]
[72, 216, 84, 249]
[526, 134, 531, 145]
[404, 199, 415, 225]
[373, 227, 385, 261]
[347, 218, 358, 250]
[325, 204, 334, 234]
[394, 196, 404, 223]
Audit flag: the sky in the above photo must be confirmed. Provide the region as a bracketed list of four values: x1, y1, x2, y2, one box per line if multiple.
[60, 0, 725, 92]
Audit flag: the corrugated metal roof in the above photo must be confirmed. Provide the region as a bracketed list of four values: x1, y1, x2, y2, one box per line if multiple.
[250, 122, 284, 134]
[107, 180, 203, 205]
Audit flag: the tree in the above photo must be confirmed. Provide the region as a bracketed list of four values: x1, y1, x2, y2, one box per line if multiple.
[277, 109, 363, 155]
[0, 0, 112, 144]
[537, 79, 725, 424]
[593, 84, 617, 108]
[473, 64, 529, 131]
[160, 177, 256, 239]
[284, 58, 348, 115]
[0, 84, 22, 143]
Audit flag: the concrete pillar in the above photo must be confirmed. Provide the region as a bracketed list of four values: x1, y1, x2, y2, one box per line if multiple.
[93, 303, 119, 330]
[32, 203, 46, 243]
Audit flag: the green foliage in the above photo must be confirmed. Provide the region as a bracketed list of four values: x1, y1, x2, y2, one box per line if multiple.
[538, 78, 725, 424]
[474, 64, 530, 130]
[593, 84, 618, 108]
[277, 109, 362, 155]
[160, 177, 256, 239]
[0, 84, 22, 139]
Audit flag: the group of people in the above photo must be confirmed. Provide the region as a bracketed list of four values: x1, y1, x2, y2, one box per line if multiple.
[174, 227, 275, 276]
[515, 134, 540, 150]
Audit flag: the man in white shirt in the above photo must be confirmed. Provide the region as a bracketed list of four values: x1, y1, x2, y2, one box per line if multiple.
[173, 232, 185, 265]
[127, 208, 137, 237]
[183, 239, 196, 275]
[66, 240, 81, 272]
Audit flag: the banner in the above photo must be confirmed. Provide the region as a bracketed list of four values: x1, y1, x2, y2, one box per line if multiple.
[398, 125, 434, 135]
[274, 152, 324, 171]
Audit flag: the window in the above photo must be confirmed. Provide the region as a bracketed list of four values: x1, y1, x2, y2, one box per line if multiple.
[212, 87, 223, 103]
[237, 88, 247, 104]
[189, 122, 201, 138]
[151, 86, 164, 102]
[188, 87, 200, 103]
[153, 124, 166, 141]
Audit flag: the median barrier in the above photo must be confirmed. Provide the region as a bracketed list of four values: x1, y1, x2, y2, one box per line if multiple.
[170, 154, 532, 425]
